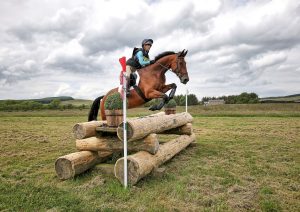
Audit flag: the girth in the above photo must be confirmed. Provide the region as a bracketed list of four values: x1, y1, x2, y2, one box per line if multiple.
[133, 85, 151, 102]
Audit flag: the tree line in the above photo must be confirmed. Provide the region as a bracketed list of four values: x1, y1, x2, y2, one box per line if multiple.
[202, 92, 259, 104]
[0, 99, 87, 111]
[145, 92, 259, 107]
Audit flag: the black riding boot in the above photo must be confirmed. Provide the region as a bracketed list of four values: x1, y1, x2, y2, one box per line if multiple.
[126, 80, 131, 97]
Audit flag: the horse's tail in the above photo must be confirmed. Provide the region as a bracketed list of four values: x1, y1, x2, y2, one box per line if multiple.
[88, 95, 104, 121]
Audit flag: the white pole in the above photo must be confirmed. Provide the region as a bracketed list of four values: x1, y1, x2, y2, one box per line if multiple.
[122, 72, 128, 188]
[185, 87, 188, 113]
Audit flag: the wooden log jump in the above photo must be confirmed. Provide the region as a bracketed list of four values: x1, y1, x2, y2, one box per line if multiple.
[114, 133, 196, 185]
[76, 134, 159, 155]
[117, 112, 193, 142]
[56, 112, 195, 183]
[73, 121, 106, 139]
[55, 151, 111, 180]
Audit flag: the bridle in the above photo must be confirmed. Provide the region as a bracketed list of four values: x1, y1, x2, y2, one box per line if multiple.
[157, 54, 184, 78]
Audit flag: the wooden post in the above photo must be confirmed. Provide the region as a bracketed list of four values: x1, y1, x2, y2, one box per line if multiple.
[73, 121, 106, 139]
[117, 112, 193, 142]
[76, 134, 159, 155]
[114, 133, 196, 185]
[55, 151, 110, 180]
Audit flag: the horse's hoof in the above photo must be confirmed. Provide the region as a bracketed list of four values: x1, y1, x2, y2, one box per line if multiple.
[149, 105, 157, 111]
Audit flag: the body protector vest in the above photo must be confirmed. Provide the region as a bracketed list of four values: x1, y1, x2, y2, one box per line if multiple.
[126, 48, 150, 69]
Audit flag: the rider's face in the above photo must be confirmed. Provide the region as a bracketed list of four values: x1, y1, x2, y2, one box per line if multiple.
[144, 44, 152, 51]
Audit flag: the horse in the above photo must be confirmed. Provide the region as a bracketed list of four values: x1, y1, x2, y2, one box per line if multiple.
[88, 49, 189, 121]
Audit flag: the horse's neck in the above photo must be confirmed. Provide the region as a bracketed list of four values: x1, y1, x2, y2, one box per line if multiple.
[153, 56, 173, 75]
[137, 60, 167, 86]
[138, 55, 173, 78]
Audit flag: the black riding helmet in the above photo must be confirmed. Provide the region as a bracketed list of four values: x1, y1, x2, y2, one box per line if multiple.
[142, 39, 153, 46]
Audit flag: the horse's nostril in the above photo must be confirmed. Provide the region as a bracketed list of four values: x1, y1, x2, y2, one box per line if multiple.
[182, 78, 189, 84]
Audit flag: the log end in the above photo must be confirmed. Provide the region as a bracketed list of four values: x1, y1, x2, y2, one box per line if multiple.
[55, 157, 75, 180]
[145, 134, 159, 154]
[117, 122, 134, 141]
[114, 157, 140, 186]
[152, 140, 159, 155]
[73, 124, 85, 139]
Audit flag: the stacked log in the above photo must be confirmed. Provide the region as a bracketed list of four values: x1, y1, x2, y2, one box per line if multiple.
[117, 112, 193, 142]
[75, 133, 159, 154]
[55, 151, 111, 180]
[161, 123, 193, 135]
[73, 121, 106, 139]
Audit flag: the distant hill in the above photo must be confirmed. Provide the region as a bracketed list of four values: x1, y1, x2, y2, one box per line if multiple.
[0, 96, 74, 104]
[0, 96, 93, 106]
[29, 96, 75, 104]
[260, 94, 300, 103]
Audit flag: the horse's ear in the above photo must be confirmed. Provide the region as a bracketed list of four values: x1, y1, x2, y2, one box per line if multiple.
[183, 50, 188, 57]
[179, 49, 185, 57]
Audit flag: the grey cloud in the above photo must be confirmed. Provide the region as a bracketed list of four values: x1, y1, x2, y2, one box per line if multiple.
[80, 2, 220, 55]
[44, 54, 105, 74]
[80, 17, 144, 55]
[0, 62, 37, 85]
[190, 2, 300, 59]
[8, 7, 87, 42]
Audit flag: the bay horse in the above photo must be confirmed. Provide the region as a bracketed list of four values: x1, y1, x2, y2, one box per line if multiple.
[88, 49, 189, 121]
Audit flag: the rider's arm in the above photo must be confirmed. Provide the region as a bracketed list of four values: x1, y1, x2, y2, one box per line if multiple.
[136, 51, 150, 67]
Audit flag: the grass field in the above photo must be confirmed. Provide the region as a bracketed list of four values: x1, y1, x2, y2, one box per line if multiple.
[0, 104, 299, 211]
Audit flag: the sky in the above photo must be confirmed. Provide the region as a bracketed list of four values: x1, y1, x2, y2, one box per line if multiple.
[0, 0, 299, 100]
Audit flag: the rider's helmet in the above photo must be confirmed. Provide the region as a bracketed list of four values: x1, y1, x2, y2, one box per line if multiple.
[142, 39, 153, 46]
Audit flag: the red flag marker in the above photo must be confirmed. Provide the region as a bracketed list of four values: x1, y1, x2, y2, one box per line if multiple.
[119, 56, 126, 72]
[118, 57, 126, 99]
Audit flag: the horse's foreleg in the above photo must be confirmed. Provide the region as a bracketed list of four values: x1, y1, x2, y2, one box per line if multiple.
[161, 83, 177, 104]
[145, 90, 169, 111]
[163, 83, 177, 102]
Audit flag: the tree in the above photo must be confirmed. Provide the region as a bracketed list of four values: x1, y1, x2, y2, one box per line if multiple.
[49, 99, 61, 109]
[187, 94, 199, 105]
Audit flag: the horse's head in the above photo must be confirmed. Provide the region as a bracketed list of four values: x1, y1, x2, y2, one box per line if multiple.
[170, 49, 189, 84]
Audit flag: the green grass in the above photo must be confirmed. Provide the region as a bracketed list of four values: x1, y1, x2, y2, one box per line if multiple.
[0, 104, 299, 211]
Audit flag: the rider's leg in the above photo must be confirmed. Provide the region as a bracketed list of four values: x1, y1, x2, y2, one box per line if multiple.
[125, 65, 134, 96]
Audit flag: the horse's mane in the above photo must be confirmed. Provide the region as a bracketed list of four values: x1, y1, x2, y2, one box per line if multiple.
[154, 51, 175, 61]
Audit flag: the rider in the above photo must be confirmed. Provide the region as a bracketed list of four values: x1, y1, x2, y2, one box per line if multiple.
[125, 38, 154, 96]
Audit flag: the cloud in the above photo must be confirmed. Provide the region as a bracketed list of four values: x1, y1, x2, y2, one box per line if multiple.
[250, 51, 287, 69]
[8, 7, 88, 42]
